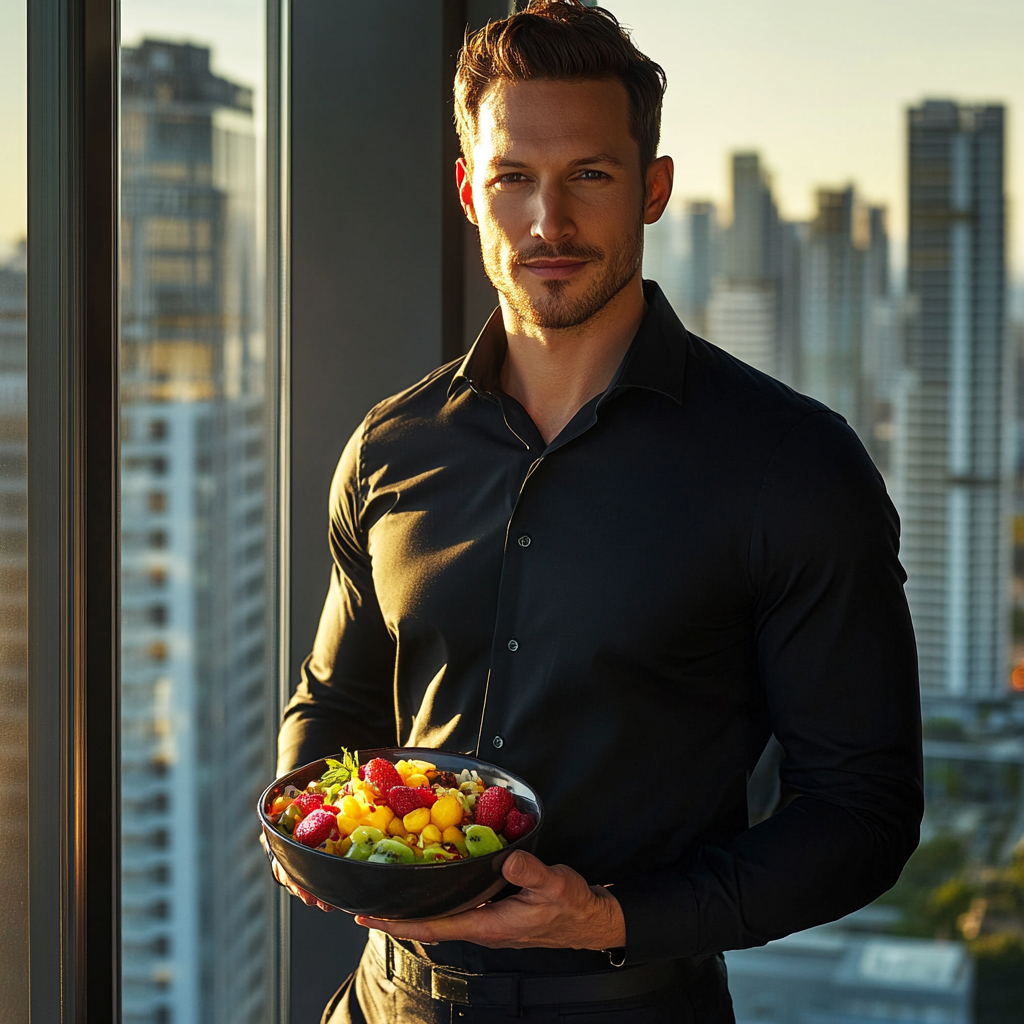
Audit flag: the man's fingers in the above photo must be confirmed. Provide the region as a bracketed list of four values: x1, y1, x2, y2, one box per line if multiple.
[501, 850, 551, 890]
[259, 832, 336, 911]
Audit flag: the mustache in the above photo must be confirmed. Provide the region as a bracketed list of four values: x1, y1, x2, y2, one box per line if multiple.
[513, 242, 605, 265]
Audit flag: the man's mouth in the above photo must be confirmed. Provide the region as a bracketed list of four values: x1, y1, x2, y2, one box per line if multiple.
[520, 258, 589, 280]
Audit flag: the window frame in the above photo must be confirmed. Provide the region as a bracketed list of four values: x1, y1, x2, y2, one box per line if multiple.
[27, 0, 120, 1019]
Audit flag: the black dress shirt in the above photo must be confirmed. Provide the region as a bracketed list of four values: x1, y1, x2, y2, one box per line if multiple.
[279, 281, 923, 971]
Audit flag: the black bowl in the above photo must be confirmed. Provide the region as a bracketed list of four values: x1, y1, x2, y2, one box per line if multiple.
[257, 747, 544, 920]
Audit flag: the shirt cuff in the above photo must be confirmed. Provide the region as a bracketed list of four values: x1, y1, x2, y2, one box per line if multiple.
[610, 869, 700, 962]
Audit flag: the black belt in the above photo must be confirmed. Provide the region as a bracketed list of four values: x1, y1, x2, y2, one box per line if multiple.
[370, 931, 706, 1011]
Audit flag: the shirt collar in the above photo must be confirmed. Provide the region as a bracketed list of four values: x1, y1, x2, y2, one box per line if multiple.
[448, 279, 687, 405]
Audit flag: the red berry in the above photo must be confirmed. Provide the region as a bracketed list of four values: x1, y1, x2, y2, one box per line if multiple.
[293, 808, 337, 848]
[293, 792, 324, 817]
[322, 805, 340, 814]
[474, 786, 516, 833]
[364, 758, 403, 798]
[503, 808, 536, 843]
[386, 786, 438, 818]
[358, 765, 366, 780]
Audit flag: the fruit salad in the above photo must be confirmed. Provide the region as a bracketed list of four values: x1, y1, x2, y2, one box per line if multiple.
[267, 750, 537, 864]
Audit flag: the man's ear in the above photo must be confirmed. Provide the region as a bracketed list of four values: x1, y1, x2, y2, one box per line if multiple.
[643, 155, 674, 226]
[456, 157, 478, 226]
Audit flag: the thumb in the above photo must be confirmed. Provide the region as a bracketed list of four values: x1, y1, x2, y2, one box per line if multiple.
[502, 850, 550, 889]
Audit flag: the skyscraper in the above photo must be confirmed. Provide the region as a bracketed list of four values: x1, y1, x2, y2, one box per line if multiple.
[894, 101, 1010, 698]
[0, 239, 28, 1017]
[681, 200, 720, 337]
[643, 202, 688, 313]
[799, 187, 891, 445]
[707, 153, 785, 378]
[120, 39, 272, 1024]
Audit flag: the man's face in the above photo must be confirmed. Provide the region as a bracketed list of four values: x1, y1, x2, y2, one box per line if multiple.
[458, 77, 668, 331]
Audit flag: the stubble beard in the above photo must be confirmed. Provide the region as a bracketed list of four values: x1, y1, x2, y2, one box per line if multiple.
[480, 222, 644, 331]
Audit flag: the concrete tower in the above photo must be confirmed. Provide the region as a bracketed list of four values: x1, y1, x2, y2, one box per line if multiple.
[894, 101, 1010, 698]
[120, 39, 272, 1024]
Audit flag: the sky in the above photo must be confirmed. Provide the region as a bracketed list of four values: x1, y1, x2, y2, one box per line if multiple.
[613, 0, 1024, 276]
[2, 0, 1022, 278]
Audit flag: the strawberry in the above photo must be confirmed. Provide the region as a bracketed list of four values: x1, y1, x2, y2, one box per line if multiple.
[293, 808, 338, 848]
[503, 808, 536, 843]
[363, 758, 403, 798]
[292, 792, 324, 817]
[386, 786, 438, 818]
[474, 786, 516, 833]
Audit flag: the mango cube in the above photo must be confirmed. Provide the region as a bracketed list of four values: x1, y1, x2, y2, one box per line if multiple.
[335, 814, 362, 837]
[364, 806, 395, 832]
[431, 795, 463, 830]
[403, 807, 431, 833]
[341, 795, 365, 819]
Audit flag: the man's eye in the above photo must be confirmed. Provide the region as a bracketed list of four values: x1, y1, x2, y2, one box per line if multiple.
[577, 170, 608, 181]
[493, 173, 528, 189]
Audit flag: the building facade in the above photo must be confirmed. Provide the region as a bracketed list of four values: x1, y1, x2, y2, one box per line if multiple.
[120, 39, 272, 1024]
[799, 187, 891, 446]
[894, 100, 1010, 698]
[707, 153, 790, 381]
[0, 240, 28, 1016]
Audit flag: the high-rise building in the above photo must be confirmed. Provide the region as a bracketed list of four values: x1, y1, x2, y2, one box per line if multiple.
[120, 39, 271, 1024]
[799, 187, 891, 446]
[681, 200, 720, 337]
[893, 100, 1010, 698]
[643, 202, 688, 313]
[724, 152, 781, 283]
[0, 239, 28, 1016]
[707, 153, 788, 379]
[707, 280, 777, 373]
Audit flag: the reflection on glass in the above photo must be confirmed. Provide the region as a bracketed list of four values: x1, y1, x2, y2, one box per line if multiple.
[0, 0, 28, 1018]
[119, 21, 273, 1024]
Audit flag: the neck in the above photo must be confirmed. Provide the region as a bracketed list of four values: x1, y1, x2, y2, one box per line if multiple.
[498, 274, 646, 446]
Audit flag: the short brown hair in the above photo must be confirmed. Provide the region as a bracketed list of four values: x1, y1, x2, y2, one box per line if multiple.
[455, 0, 667, 170]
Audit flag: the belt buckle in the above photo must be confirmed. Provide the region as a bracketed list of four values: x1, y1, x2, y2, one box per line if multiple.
[430, 967, 470, 1005]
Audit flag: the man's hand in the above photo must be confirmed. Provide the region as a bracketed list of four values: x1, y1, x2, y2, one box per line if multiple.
[260, 832, 338, 913]
[355, 850, 627, 950]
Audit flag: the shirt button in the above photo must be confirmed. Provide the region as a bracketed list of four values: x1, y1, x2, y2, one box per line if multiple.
[507, 638, 519, 652]
[517, 535, 531, 548]
[492, 735, 504, 749]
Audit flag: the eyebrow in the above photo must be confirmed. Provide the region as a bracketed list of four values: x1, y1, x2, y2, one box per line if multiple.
[490, 153, 626, 171]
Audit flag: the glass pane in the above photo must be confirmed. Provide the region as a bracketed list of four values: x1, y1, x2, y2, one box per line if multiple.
[0, 0, 29, 1018]
[119, 4, 275, 1022]
[624, 0, 1023, 1019]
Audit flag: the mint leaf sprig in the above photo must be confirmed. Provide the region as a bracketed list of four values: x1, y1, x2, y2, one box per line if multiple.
[319, 747, 360, 790]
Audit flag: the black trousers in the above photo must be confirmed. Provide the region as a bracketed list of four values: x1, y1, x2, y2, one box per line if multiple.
[321, 941, 735, 1024]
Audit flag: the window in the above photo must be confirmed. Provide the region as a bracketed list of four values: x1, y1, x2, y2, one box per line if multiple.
[0, 0, 28, 1017]
[119, 4, 278, 1023]
[624, 1, 1024, 1018]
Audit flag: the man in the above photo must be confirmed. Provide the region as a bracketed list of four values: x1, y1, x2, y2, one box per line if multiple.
[266, 2, 923, 1021]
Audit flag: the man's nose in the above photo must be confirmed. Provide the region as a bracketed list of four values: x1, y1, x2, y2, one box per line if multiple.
[530, 184, 576, 243]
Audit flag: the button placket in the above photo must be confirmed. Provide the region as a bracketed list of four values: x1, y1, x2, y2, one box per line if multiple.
[476, 457, 546, 756]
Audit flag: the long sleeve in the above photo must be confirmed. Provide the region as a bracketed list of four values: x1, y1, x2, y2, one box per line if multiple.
[277, 420, 397, 775]
[612, 411, 923, 960]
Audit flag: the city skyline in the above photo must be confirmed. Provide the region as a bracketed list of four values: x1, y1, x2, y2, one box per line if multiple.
[3, 1, 1024, 293]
